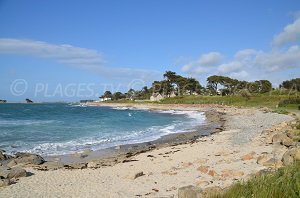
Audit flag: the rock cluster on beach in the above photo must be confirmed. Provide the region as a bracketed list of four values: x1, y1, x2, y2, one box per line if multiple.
[0, 151, 45, 187]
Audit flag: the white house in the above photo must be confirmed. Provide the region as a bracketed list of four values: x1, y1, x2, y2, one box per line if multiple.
[99, 97, 112, 102]
[150, 93, 164, 101]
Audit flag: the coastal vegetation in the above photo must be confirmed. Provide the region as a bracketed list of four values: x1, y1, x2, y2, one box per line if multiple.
[99, 71, 299, 110]
[209, 162, 300, 198]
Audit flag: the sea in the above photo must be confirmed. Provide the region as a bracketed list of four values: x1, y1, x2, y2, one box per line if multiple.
[0, 103, 206, 156]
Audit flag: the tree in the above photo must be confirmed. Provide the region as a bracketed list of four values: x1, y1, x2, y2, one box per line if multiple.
[102, 91, 112, 98]
[207, 75, 220, 93]
[163, 71, 177, 82]
[280, 78, 300, 92]
[112, 92, 125, 100]
[258, 80, 272, 93]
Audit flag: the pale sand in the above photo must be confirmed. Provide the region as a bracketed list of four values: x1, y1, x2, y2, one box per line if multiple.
[0, 106, 294, 198]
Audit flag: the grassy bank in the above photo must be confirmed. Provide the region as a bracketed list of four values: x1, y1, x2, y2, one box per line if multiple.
[159, 95, 299, 109]
[208, 162, 300, 198]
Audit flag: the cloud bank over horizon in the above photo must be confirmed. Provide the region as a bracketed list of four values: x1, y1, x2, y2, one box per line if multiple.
[181, 15, 300, 85]
[0, 38, 161, 82]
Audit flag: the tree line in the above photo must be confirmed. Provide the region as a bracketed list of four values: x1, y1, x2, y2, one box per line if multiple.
[100, 71, 299, 100]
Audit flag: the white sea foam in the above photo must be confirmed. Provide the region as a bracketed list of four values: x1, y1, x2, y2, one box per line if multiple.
[0, 119, 62, 126]
[2, 107, 206, 156]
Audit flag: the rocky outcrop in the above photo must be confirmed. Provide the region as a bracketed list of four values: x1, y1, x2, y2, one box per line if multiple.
[0, 166, 27, 187]
[0, 166, 27, 179]
[14, 152, 45, 165]
[0, 150, 12, 161]
[7, 167, 27, 179]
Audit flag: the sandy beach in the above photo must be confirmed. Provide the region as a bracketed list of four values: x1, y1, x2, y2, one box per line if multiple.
[0, 105, 294, 197]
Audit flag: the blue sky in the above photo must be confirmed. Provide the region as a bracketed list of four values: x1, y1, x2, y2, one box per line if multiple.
[0, 0, 299, 102]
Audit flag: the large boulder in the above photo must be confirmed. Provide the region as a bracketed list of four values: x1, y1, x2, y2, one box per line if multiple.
[178, 185, 202, 198]
[282, 148, 300, 165]
[7, 167, 27, 179]
[14, 152, 45, 165]
[0, 166, 27, 180]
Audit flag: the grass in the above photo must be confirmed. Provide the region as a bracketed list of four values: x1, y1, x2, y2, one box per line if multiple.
[208, 162, 300, 198]
[159, 94, 299, 109]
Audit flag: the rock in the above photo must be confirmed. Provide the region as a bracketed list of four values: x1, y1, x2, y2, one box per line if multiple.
[178, 185, 202, 198]
[0, 152, 5, 161]
[7, 160, 17, 168]
[282, 148, 300, 165]
[208, 170, 217, 177]
[257, 155, 268, 165]
[0, 150, 11, 161]
[0, 166, 11, 179]
[262, 158, 283, 168]
[260, 107, 271, 113]
[282, 138, 294, 147]
[133, 171, 144, 179]
[7, 167, 27, 179]
[35, 161, 64, 170]
[241, 152, 256, 161]
[197, 166, 209, 173]
[64, 163, 87, 169]
[87, 161, 101, 169]
[272, 133, 294, 147]
[0, 179, 10, 187]
[221, 169, 244, 178]
[14, 152, 45, 165]
[196, 180, 210, 187]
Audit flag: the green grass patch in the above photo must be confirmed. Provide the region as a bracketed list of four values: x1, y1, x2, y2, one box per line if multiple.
[160, 95, 299, 109]
[209, 162, 300, 198]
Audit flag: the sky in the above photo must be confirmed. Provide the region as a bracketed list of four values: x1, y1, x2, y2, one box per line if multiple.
[0, 0, 299, 102]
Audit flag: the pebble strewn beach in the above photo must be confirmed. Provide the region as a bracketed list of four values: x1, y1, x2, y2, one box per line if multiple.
[0, 105, 295, 197]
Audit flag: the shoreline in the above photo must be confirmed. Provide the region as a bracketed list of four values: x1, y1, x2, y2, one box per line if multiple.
[44, 106, 225, 166]
[0, 104, 295, 197]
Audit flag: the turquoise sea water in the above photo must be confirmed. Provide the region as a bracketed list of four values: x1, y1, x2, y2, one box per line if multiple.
[0, 103, 205, 156]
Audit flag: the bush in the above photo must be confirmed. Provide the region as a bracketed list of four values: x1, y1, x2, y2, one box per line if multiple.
[278, 98, 300, 107]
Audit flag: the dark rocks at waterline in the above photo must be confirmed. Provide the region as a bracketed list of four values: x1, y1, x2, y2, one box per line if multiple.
[14, 152, 45, 165]
[0, 100, 7, 103]
[0, 150, 11, 161]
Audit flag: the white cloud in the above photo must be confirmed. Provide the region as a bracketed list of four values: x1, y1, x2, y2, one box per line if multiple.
[234, 49, 257, 61]
[198, 52, 223, 66]
[228, 70, 249, 80]
[181, 14, 300, 84]
[217, 61, 243, 74]
[255, 45, 300, 71]
[0, 38, 105, 66]
[272, 17, 300, 46]
[0, 38, 160, 81]
[181, 52, 223, 74]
